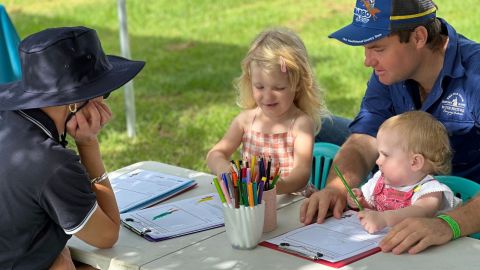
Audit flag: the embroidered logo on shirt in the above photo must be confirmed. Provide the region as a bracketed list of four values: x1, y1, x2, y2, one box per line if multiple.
[441, 92, 466, 116]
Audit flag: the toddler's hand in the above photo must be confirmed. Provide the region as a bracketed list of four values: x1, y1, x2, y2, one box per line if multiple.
[346, 188, 364, 209]
[358, 209, 387, 234]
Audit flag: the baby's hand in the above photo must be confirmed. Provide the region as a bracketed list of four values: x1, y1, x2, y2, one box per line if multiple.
[357, 209, 387, 234]
[346, 188, 364, 209]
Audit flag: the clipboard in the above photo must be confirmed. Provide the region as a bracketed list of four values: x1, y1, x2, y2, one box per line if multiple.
[261, 210, 386, 268]
[111, 169, 197, 213]
[259, 242, 380, 268]
[120, 193, 224, 241]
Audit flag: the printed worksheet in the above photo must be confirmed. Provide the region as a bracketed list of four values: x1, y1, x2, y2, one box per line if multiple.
[120, 193, 224, 241]
[112, 169, 196, 213]
[266, 210, 387, 262]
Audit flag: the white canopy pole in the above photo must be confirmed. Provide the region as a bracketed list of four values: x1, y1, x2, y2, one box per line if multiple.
[117, 0, 136, 138]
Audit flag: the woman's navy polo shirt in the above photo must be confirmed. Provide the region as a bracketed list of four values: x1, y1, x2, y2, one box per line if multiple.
[349, 19, 480, 182]
[0, 109, 97, 269]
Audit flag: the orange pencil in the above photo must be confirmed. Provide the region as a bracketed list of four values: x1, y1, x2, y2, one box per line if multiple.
[273, 162, 280, 178]
[231, 170, 238, 187]
[247, 182, 254, 207]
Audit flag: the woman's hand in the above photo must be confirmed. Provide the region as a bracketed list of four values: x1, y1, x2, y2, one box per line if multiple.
[66, 100, 112, 145]
[49, 246, 75, 270]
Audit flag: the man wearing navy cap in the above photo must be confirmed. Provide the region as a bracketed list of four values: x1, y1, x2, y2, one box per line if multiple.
[301, 0, 480, 254]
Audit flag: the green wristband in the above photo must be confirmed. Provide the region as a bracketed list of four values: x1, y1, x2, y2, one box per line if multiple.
[437, 214, 461, 240]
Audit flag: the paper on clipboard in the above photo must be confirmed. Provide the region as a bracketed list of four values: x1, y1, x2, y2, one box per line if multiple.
[111, 169, 197, 213]
[264, 210, 387, 264]
[120, 193, 224, 241]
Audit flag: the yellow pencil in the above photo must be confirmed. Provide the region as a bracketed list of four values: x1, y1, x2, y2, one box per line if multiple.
[251, 156, 256, 181]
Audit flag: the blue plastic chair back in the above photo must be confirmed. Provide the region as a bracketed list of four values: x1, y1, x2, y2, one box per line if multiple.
[0, 5, 21, 83]
[310, 142, 340, 190]
[435, 175, 480, 239]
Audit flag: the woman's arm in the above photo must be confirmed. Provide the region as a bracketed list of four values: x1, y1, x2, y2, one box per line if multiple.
[68, 100, 120, 248]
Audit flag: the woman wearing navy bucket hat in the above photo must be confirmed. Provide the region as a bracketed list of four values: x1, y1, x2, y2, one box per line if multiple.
[0, 26, 144, 269]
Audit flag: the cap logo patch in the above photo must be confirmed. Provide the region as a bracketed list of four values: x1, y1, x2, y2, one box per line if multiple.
[355, 0, 381, 23]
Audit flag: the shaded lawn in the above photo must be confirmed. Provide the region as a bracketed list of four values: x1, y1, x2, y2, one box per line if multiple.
[5, 0, 480, 172]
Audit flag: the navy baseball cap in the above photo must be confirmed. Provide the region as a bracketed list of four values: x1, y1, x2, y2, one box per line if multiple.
[329, 0, 437, 46]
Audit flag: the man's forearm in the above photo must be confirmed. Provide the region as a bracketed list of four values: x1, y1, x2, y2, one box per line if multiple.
[447, 195, 480, 237]
[325, 134, 378, 190]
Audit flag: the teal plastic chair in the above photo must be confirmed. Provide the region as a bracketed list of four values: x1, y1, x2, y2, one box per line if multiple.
[310, 142, 340, 190]
[0, 4, 21, 83]
[436, 175, 480, 239]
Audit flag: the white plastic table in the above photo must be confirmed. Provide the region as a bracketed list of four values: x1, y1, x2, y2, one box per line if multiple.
[68, 161, 303, 269]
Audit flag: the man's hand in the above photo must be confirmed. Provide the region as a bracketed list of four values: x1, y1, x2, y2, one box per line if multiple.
[347, 188, 366, 209]
[300, 186, 346, 224]
[379, 217, 452, 254]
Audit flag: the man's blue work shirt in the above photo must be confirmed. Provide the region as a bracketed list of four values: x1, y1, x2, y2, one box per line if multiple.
[350, 19, 480, 182]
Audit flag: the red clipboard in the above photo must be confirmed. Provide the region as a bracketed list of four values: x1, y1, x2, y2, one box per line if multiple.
[259, 241, 381, 268]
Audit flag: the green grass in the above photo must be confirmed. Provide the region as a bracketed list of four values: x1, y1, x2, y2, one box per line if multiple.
[5, 0, 480, 173]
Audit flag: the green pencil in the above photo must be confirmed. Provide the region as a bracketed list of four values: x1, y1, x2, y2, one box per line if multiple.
[333, 164, 364, 211]
[212, 177, 226, 204]
[270, 170, 282, 188]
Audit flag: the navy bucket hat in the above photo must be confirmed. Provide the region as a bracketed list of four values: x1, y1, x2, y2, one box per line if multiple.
[329, 0, 437, 46]
[0, 26, 145, 110]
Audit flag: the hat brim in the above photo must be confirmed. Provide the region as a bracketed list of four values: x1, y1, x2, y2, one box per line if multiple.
[0, 55, 145, 110]
[329, 23, 390, 46]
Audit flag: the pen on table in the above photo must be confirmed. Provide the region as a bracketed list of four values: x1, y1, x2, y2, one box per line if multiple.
[278, 242, 323, 261]
[152, 208, 178, 220]
[197, 195, 214, 203]
[333, 164, 364, 211]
